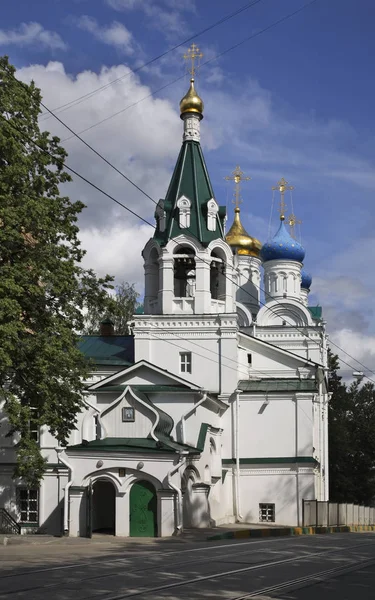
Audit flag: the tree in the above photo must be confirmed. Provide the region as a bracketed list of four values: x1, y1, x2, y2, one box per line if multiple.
[329, 349, 375, 505]
[83, 281, 139, 335]
[0, 56, 115, 486]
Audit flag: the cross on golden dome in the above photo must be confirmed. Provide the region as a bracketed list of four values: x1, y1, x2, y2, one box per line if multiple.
[288, 213, 302, 239]
[225, 166, 251, 209]
[183, 43, 203, 78]
[272, 177, 294, 221]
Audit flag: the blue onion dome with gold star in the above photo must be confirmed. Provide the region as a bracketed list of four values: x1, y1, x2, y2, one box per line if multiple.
[260, 217, 305, 263]
[301, 269, 312, 290]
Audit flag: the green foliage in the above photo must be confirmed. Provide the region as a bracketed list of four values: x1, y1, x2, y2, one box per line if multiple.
[83, 281, 139, 335]
[0, 56, 114, 486]
[328, 348, 375, 505]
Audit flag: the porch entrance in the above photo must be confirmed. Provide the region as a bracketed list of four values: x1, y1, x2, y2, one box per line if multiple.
[92, 480, 115, 535]
[129, 480, 157, 537]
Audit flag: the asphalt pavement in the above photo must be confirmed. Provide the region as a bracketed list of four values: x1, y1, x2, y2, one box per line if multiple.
[0, 532, 374, 599]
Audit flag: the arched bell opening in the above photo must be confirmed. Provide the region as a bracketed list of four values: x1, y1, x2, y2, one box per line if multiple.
[210, 249, 226, 301]
[173, 246, 196, 298]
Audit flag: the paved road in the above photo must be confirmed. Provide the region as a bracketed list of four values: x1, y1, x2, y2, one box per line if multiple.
[0, 532, 374, 599]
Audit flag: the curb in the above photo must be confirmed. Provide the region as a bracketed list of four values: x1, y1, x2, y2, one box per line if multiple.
[207, 524, 375, 541]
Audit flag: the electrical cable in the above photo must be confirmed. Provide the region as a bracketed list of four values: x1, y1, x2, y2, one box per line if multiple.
[2, 112, 374, 385]
[59, 0, 320, 141]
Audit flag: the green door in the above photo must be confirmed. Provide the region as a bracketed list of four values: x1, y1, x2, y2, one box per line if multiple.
[129, 480, 157, 537]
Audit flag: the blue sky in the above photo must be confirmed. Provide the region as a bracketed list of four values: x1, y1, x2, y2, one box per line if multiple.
[1, 0, 375, 374]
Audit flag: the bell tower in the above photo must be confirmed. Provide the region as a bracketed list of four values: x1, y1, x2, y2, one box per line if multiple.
[134, 46, 238, 395]
[142, 45, 235, 317]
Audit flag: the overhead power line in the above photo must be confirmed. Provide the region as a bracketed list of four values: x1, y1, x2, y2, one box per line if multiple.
[39, 0, 265, 121]
[60, 0, 320, 142]
[2, 113, 375, 387]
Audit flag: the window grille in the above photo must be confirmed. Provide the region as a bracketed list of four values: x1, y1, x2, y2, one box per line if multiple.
[259, 503, 275, 522]
[17, 488, 39, 523]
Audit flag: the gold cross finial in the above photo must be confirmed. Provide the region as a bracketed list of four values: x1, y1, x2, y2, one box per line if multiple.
[183, 43, 203, 78]
[225, 166, 251, 209]
[288, 213, 302, 239]
[272, 177, 294, 221]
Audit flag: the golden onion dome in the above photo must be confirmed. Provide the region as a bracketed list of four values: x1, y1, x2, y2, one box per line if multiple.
[226, 207, 262, 257]
[179, 78, 204, 115]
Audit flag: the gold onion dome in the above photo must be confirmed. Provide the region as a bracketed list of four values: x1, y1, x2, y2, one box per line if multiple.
[226, 207, 261, 257]
[180, 78, 204, 115]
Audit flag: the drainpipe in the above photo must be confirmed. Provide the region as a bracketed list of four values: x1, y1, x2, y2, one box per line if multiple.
[235, 389, 243, 522]
[180, 392, 207, 444]
[167, 451, 188, 533]
[55, 448, 74, 535]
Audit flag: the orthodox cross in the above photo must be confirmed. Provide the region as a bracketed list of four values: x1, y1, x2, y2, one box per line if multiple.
[183, 43, 203, 78]
[272, 177, 294, 221]
[288, 213, 302, 239]
[225, 166, 251, 208]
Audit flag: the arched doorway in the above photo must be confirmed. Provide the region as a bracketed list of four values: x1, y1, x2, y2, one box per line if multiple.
[129, 480, 157, 537]
[92, 480, 115, 535]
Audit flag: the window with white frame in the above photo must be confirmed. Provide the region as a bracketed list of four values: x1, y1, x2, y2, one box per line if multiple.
[259, 503, 275, 522]
[29, 409, 39, 443]
[180, 352, 192, 374]
[17, 488, 39, 523]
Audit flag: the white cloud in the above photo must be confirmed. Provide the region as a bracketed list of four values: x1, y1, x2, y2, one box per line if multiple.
[16, 61, 181, 290]
[106, 0, 195, 37]
[0, 22, 66, 50]
[76, 16, 134, 54]
[79, 223, 150, 289]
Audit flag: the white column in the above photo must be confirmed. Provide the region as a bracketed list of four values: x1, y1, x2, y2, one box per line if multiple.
[159, 255, 174, 314]
[69, 487, 85, 537]
[157, 489, 175, 536]
[195, 259, 211, 313]
[115, 492, 128, 536]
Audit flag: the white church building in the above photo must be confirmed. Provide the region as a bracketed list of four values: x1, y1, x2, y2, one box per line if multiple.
[0, 64, 329, 537]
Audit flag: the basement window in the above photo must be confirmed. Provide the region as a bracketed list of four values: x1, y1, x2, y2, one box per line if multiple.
[259, 503, 275, 523]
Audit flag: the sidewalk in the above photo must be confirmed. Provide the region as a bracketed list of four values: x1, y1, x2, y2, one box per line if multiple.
[2, 523, 374, 546]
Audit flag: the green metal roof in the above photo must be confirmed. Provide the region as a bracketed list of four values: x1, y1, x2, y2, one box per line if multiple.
[238, 378, 317, 393]
[308, 306, 323, 320]
[78, 336, 134, 366]
[154, 140, 226, 246]
[68, 437, 199, 455]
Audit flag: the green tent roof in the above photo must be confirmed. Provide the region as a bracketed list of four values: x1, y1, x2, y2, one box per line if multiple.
[238, 378, 317, 393]
[154, 140, 226, 246]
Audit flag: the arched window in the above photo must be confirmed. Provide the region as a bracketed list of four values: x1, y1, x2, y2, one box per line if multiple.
[176, 196, 191, 229]
[210, 249, 226, 301]
[173, 246, 196, 297]
[207, 199, 219, 232]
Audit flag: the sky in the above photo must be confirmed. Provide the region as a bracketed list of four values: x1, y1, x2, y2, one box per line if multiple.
[1, 0, 375, 379]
